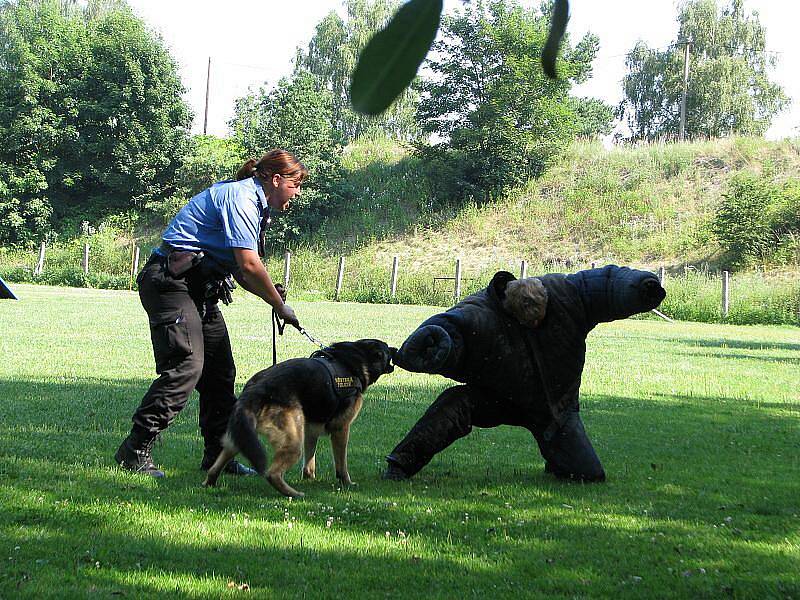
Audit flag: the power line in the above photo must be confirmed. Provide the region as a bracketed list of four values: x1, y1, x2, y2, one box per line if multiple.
[214, 60, 276, 72]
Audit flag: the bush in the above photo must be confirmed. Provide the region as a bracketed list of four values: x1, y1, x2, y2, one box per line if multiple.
[712, 173, 800, 266]
[712, 173, 776, 265]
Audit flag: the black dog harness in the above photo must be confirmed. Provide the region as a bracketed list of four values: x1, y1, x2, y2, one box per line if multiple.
[310, 350, 364, 402]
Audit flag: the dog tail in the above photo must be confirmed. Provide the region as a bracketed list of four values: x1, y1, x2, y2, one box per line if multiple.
[228, 406, 267, 475]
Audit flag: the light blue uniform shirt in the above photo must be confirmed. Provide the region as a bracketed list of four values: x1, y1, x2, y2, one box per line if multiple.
[161, 177, 268, 268]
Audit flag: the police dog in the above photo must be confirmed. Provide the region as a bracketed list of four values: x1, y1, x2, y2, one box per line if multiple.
[203, 339, 395, 497]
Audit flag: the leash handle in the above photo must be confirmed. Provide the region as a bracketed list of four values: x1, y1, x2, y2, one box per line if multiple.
[271, 308, 287, 366]
[271, 282, 289, 366]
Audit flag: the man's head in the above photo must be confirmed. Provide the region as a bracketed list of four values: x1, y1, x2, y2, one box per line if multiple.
[503, 277, 548, 329]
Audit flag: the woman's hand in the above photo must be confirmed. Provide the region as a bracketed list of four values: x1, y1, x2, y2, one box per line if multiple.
[275, 303, 299, 329]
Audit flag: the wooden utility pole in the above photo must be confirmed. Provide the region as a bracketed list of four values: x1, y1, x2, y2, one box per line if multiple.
[678, 40, 691, 141]
[203, 56, 211, 135]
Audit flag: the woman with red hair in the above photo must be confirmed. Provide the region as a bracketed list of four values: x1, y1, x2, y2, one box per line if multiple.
[115, 149, 307, 478]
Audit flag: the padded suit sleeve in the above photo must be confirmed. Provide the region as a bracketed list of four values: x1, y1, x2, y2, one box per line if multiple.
[394, 313, 465, 375]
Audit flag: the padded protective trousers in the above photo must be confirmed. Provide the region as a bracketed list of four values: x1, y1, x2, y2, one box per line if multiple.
[132, 255, 237, 450]
[387, 385, 605, 481]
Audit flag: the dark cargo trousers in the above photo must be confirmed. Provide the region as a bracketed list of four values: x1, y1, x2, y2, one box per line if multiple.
[132, 255, 237, 454]
[387, 385, 606, 482]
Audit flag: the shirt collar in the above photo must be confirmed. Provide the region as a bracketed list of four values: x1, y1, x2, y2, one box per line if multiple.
[253, 176, 268, 212]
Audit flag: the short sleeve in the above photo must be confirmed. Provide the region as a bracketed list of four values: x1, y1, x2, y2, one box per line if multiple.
[216, 183, 260, 251]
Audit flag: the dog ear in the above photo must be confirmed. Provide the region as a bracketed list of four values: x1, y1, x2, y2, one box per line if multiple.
[490, 271, 516, 301]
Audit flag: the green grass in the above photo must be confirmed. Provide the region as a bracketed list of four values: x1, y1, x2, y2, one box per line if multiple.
[1, 284, 798, 598]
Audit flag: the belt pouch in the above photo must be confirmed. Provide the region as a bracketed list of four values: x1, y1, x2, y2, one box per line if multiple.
[167, 251, 202, 278]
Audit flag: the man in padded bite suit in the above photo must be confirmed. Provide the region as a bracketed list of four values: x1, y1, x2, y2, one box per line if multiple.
[384, 265, 667, 482]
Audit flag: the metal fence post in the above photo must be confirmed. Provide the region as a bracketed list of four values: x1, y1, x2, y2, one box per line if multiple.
[390, 256, 399, 299]
[283, 251, 291, 290]
[335, 256, 345, 302]
[35, 242, 46, 275]
[129, 246, 140, 290]
[454, 258, 462, 303]
[722, 270, 730, 318]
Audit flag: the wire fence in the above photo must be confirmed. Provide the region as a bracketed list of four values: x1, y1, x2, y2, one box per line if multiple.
[1, 241, 798, 326]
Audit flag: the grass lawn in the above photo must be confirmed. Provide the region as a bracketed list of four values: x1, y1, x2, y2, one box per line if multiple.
[1, 284, 798, 598]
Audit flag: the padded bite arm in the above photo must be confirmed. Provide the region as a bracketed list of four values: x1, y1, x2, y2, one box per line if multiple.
[394, 324, 457, 374]
[567, 265, 666, 327]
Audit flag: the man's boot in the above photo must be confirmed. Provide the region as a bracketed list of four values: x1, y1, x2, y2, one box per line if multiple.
[382, 456, 410, 480]
[200, 443, 257, 477]
[115, 426, 165, 478]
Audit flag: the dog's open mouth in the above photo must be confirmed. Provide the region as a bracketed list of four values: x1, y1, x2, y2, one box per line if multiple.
[386, 347, 398, 373]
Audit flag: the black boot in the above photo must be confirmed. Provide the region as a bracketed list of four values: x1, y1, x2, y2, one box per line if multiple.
[115, 427, 165, 478]
[200, 446, 257, 477]
[382, 456, 410, 480]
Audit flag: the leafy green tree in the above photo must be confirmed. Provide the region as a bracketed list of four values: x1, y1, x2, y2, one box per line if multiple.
[0, 0, 191, 244]
[416, 0, 601, 202]
[143, 135, 247, 224]
[619, 0, 787, 141]
[0, 163, 51, 246]
[178, 135, 247, 197]
[571, 97, 615, 138]
[229, 71, 344, 246]
[296, 0, 419, 142]
[348, 0, 568, 117]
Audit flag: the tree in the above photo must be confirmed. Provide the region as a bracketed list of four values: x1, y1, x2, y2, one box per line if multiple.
[416, 0, 602, 202]
[618, 0, 787, 142]
[296, 0, 419, 142]
[0, 0, 191, 244]
[178, 135, 247, 197]
[144, 135, 247, 224]
[571, 97, 615, 138]
[229, 71, 344, 246]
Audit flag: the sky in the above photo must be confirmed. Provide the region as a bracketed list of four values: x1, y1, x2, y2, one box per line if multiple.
[127, 0, 800, 141]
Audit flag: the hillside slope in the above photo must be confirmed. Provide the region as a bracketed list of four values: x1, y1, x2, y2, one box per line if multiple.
[326, 136, 800, 275]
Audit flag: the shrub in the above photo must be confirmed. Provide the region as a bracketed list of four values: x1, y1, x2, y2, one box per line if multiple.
[712, 173, 800, 266]
[712, 172, 776, 265]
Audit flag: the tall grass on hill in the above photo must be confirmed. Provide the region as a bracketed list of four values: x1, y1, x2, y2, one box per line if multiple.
[320, 133, 433, 248]
[1, 137, 798, 325]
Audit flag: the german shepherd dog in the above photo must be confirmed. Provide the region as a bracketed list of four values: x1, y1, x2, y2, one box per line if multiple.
[203, 339, 395, 497]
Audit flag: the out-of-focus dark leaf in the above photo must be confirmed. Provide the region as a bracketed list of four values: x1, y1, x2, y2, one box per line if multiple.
[542, 0, 569, 79]
[350, 0, 443, 116]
